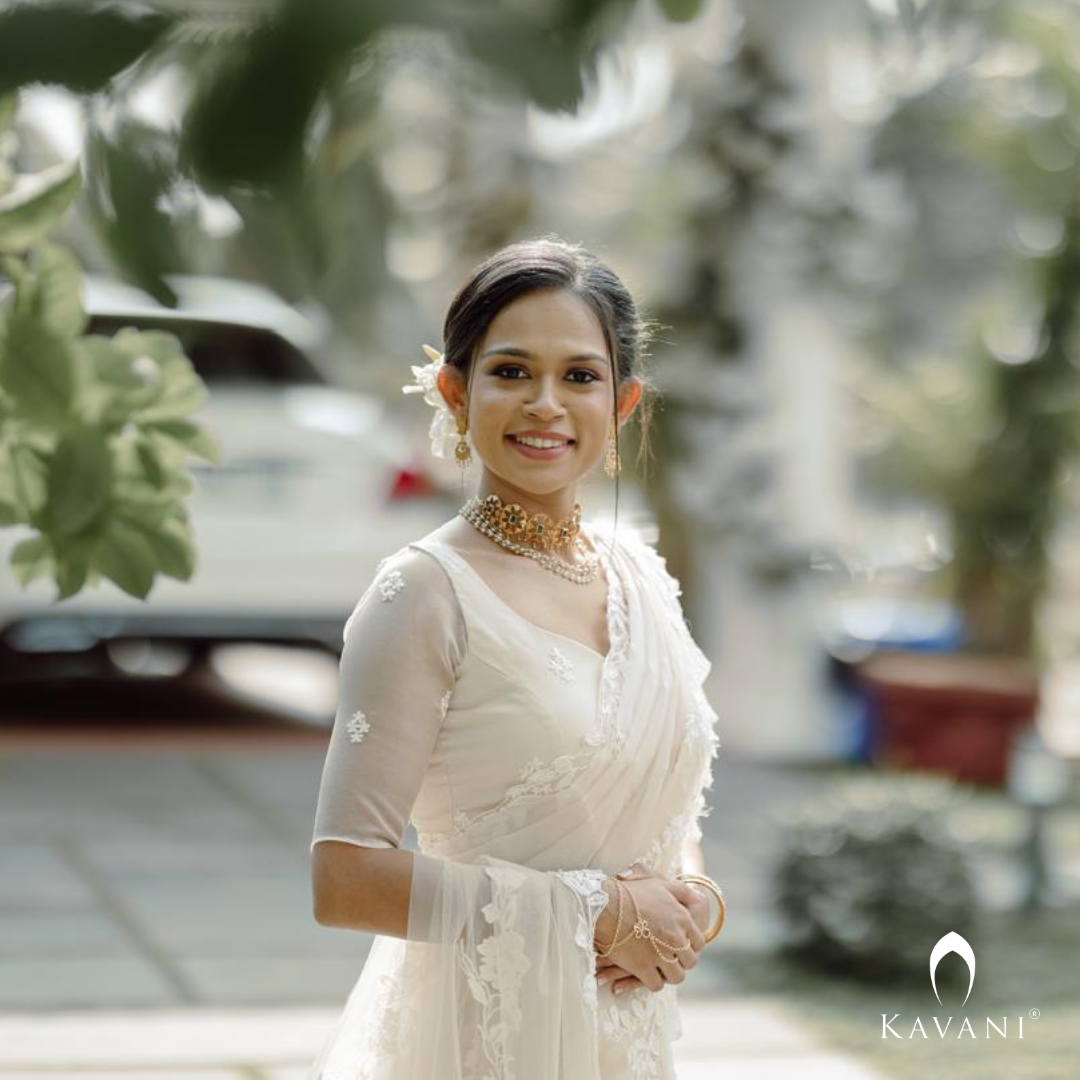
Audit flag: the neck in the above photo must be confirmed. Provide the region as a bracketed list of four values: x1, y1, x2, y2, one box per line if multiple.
[475, 475, 579, 522]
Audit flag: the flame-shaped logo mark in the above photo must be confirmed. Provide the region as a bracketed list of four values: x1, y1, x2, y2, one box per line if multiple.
[930, 931, 976, 1006]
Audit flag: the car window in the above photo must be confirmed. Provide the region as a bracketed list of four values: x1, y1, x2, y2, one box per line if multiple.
[86, 316, 325, 386]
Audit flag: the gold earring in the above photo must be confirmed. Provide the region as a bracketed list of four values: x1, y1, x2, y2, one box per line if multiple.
[455, 413, 472, 469]
[604, 419, 621, 478]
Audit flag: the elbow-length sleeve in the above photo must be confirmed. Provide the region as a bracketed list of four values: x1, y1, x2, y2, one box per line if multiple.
[310, 546, 466, 852]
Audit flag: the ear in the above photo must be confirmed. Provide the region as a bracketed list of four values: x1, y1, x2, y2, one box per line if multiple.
[615, 376, 643, 429]
[436, 363, 467, 414]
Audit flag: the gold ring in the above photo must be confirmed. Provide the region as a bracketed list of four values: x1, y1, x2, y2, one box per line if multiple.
[677, 873, 726, 944]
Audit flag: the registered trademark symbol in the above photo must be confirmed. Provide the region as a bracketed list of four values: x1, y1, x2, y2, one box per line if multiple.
[1029, 1009, 1040, 1019]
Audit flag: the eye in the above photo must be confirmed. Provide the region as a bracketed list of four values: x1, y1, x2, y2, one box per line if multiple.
[491, 365, 601, 384]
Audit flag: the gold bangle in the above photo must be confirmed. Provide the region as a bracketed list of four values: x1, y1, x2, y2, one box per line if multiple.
[677, 873, 726, 944]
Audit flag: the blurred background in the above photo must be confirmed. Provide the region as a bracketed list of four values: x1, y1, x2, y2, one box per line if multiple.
[1, 0, 1078, 1077]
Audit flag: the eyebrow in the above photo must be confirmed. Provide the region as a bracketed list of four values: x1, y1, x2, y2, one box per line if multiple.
[480, 346, 608, 365]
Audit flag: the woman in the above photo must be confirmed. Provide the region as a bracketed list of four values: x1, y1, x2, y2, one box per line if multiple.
[308, 236, 723, 1079]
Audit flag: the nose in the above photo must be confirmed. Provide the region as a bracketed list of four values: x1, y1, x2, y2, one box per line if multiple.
[523, 374, 566, 419]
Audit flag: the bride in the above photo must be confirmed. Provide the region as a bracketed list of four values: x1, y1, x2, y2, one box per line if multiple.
[307, 236, 724, 1079]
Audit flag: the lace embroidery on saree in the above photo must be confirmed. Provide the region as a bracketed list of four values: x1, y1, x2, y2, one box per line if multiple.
[555, 868, 611, 1018]
[601, 989, 668, 1080]
[458, 865, 532, 1078]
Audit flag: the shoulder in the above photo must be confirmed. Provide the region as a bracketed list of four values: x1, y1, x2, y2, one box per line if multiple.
[342, 543, 464, 647]
[589, 519, 683, 602]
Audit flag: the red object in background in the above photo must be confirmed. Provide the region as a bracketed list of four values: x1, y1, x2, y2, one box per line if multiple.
[855, 651, 1040, 787]
[387, 461, 440, 500]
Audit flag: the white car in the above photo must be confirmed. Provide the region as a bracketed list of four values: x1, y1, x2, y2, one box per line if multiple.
[0, 275, 455, 682]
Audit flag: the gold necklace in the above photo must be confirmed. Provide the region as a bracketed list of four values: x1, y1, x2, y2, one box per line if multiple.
[459, 494, 600, 584]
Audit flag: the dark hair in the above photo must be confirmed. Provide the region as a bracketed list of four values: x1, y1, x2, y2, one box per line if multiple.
[441, 234, 661, 535]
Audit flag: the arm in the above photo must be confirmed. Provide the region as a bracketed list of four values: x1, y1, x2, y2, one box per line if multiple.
[310, 546, 463, 932]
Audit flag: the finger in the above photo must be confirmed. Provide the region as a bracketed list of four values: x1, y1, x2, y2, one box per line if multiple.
[611, 975, 646, 995]
[686, 917, 705, 954]
[669, 880, 701, 906]
[596, 963, 630, 983]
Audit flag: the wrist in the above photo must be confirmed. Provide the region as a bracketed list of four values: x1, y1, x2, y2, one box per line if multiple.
[593, 876, 618, 951]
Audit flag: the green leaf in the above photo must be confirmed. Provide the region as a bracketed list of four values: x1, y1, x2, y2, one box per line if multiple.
[112, 432, 194, 505]
[179, 0, 384, 194]
[44, 425, 113, 539]
[78, 335, 159, 427]
[10, 534, 54, 587]
[9, 442, 50, 524]
[31, 242, 86, 338]
[94, 515, 158, 599]
[55, 549, 90, 599]
[0, 94, 15, 196]
[115, 506, 195, 581]
[0, 254, 77, 424]
[144, 418, 223, 465]
[0, 93, 15, 137]
[656, 0, 705, 21]
[0, 160, 81, 253]
[0, 3, 174, 97]
[84, 119, 179, 306]
[111, 329, 209, 423]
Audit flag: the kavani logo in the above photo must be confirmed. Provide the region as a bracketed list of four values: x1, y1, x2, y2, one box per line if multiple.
[930, 930, 975, 1006]
[881, 931, 1038, 1041]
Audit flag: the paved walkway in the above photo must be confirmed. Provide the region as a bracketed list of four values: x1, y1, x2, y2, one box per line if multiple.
[0, 998, 886, 1078]
[2, 686, 1076, 1077]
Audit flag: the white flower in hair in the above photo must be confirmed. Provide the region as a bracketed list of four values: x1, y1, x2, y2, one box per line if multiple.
[402, 343, 473, 461]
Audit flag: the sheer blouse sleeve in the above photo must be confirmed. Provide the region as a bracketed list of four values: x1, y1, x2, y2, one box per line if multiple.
[310, 546, 467, 852]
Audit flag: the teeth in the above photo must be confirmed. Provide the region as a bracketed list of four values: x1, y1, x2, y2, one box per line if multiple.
[514, 436, 568, 449]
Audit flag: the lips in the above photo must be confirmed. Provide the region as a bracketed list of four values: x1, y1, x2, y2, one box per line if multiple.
[505, 434, 576, 459]
[508, 433, 575, 444]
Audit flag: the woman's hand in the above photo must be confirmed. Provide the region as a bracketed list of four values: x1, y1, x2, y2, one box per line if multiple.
[593, 862, 709, 996]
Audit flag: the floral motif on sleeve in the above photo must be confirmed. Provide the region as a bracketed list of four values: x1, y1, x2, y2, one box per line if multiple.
[378, 569, 406, 602]
[346, 709, 371, 744]
[439, 688, 452, 720]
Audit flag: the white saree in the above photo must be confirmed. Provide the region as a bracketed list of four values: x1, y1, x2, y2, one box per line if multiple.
[308, 520, 721, 1079]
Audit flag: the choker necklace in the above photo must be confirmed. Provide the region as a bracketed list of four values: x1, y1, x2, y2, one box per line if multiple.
[459, 494, 600, 584]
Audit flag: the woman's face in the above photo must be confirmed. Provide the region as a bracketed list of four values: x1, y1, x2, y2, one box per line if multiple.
[440, 288, 641, 501]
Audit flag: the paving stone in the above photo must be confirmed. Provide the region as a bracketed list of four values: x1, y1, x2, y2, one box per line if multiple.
[0, 956, 180, 1009]
[0, 844, 92, 908]
[0, 910, 130, 958]
[0, 1072, 247, 1080]
[173, 955, 374, 1006]
[0, 1007, 338, 1067]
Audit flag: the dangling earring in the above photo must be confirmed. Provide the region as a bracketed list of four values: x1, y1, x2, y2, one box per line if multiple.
[604, 418, 621, 478]
[455, 413, 473, 470]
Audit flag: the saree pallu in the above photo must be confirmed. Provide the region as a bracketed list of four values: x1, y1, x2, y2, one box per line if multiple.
[308, 522, 721, 1079]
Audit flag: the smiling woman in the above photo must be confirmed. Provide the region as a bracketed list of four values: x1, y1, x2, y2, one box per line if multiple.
[307, 236, 724, 1079]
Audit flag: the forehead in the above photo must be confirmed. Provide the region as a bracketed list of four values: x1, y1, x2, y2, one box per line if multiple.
[480, 289, 608, 355]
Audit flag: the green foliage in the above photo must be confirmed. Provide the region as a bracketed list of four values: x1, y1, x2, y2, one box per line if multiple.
[656, 0, 705, 21]
[0, 160, 81, 251]
[0, 122, 220, 601]
[0, 0, 690, 303]
[0, 2, 174, 97]
[772, 775, 978, 983]
[84, 120, 181, 306]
